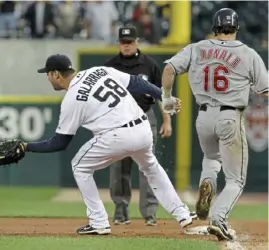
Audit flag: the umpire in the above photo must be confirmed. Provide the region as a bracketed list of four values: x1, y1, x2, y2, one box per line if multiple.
[105, 25, 172, 226]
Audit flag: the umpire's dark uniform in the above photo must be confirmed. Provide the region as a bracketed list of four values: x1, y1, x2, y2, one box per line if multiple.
[105, 26, 161, 225]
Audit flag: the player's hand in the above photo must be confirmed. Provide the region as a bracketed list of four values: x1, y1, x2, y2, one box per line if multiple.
[159, 122, 172, 138]
[162, 96, 181, 115]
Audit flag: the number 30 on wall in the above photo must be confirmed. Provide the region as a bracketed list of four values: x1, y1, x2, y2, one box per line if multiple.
[0, 107, 52, 141]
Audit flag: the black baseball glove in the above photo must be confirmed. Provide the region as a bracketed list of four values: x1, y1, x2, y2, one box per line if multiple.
[0, 139, 26, 166]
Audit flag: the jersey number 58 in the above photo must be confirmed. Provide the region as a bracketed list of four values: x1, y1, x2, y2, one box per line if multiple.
[203, 65, 229, 93]
[93, 78, 127, 108]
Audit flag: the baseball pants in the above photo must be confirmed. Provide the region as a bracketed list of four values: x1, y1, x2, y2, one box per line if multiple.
[109, 109, 158, 221]
[71, 117, 190, 229]
[196, 106, 248, 223]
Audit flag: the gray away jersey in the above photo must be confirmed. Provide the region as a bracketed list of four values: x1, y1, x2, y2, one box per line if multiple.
[165, 39, 268, 107]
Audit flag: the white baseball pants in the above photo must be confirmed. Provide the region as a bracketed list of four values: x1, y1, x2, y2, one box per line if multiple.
[71, 118, 190, 228]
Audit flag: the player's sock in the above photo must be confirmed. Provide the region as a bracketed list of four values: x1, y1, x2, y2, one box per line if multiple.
[141, 163, 190, 221]
[200, 158, 221, 193]
[210, 179, 244, 221]
[73, 171, 110, 228]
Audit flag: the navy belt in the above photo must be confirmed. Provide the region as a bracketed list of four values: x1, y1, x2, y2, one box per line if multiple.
[200, 105, 244, 112]
[122, 114, 148, 128]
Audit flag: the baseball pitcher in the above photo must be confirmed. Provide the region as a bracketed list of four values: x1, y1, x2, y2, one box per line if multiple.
[161, 8, 268, 241]
[0, 54, 193, 235]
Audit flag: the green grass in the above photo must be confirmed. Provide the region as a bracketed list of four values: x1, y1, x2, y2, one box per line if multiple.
[0, 187, 267, 220]
[0, 201, 267, 220]
[0, 236, 220, 250]
[0, 187, 266, 250]
[0, 187, 57, 201]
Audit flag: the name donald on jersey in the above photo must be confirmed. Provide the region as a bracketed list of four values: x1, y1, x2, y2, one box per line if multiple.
[76, 68, 108, 102]
[200, 48, 241, 69]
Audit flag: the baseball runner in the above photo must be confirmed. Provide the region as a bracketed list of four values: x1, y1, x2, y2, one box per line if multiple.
[161, 8, 268, 241]
[0, 54, 193, 235]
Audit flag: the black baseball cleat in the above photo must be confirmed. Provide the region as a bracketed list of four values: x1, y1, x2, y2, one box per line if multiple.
[113, 219, 131, 225]
[207, 220, 234, 241]
[76, 224, 111, 235]
[195, 181, 213, 220]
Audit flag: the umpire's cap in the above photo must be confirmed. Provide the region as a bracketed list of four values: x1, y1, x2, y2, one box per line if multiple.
[118, 25, 138, 41]
[37, 54, 73, 73]
[212, 8, 239, 35]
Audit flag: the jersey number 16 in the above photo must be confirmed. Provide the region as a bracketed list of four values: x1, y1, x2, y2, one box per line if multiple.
[203, 65, 229, 93]
[93, 78, 127, 108]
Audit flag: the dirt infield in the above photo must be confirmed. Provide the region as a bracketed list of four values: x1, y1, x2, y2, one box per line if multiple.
[0, 218, 267, 249]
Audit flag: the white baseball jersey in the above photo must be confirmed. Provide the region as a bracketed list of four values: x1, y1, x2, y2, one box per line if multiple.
[165, 39, 268, 107]
[56, 67, 144, 135]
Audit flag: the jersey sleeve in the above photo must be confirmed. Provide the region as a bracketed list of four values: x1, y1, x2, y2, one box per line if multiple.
[164, 44, 192, 75]
[250, 50, 268, 94]
[105, 67, 131, 88]
[55, 97, 85, 135]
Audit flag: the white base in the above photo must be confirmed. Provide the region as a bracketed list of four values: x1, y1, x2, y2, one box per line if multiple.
[185, 226, 237, 238]
[185, 226, 210, 235]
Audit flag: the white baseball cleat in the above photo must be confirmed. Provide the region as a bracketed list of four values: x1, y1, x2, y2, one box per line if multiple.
[190, 211, 198, 219]
[179, 217, 193, 228]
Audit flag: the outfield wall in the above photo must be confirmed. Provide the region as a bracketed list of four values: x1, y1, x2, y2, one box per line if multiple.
[0, 40, 268, 192]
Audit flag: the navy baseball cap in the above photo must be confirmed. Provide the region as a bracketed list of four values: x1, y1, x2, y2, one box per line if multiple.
[37, 54, 73, 73]
[118, 26, 137, 41]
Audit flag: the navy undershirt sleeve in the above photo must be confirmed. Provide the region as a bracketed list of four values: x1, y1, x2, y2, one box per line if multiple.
[128, 75, 162, 100]
[27, 133, 73, 153]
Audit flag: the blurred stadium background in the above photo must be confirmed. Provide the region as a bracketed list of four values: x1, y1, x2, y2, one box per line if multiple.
[0, 0, 267, 201]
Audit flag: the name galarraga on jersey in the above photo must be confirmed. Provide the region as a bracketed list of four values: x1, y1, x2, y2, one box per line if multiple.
[76, 68, 108, 102]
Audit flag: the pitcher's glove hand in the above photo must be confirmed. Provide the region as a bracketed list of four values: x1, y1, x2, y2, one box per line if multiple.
[0, 139, 26, 166]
